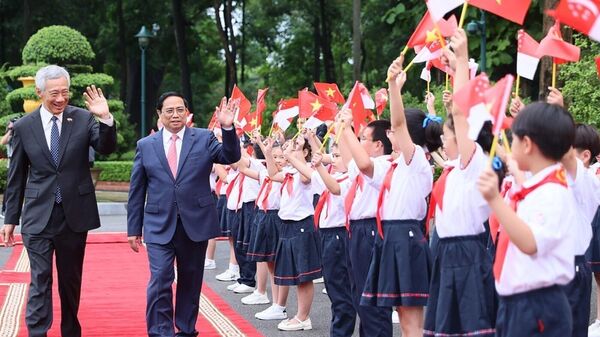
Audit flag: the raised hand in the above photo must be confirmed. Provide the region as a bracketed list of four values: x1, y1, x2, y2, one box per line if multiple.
[442, 90, 453, 112]
[425, 92, 436, 115]
[218, 98, 238, 128]
[441, 48, 457, 73]
[337, 107, 353, 130]
[477, 168, 500, 202]
[311, 151, 324, 167]
[387, 56, 405, 87]
[83, 85, 110, 119]
[547, 87, 564, 108]
[509, 96, 524, 117]
[449, 28, 468, 61]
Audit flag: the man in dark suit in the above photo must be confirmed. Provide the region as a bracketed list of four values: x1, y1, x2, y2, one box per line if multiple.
[1, 65, 117, 337]
[127, 92, 240, 337]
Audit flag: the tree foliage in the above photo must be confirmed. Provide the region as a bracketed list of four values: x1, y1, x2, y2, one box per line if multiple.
[22, 25, 96, 65]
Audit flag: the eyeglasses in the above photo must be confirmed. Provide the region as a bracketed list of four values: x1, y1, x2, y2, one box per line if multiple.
[162, 107, 186, 116]
[440, 134, 455, 143]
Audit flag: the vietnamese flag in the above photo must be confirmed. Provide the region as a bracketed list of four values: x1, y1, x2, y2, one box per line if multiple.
[468, 0, 532, 25]
[551, 0, 600, 42]
[342, 81, 368, 135]
[517, 29, 541, 80]
[314, 82, 345, 104]
[452, 73, 492, 140]
[406, 11, 458, 48]
[484, 74, 514, 135]
[298, 90, 337, 119]
[375, 88, 388, 117]
[596, 56, 600, 78]
[272, 98, 299, 132]
[230, 84, 252, 125]
[255, 88, 268, 126]
[537, 21, 580, 64]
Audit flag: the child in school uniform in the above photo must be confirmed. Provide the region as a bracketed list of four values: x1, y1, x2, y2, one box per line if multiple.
[341, 58, 442, 337]
[310, 140, 357, 337]
[478, 101, 578, 337]
[263, 135, 322, 331]
[215, 164, 242, 282]
[560, 123, 600, 337]
[423, 30, 496, 336]
[328, 117, 394, 337]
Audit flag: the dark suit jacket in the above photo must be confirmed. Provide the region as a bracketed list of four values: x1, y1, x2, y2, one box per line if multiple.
[4, 106, 117, 233]
[127, 127, 241, 244]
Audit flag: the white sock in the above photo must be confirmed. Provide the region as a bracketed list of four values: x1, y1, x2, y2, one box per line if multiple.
[229, 263, 239, 272]
[205, 259, 215, 263]
[273, 304, 285, 311]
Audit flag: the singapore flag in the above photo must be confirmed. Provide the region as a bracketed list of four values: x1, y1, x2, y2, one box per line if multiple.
[552, 0, 600, 42]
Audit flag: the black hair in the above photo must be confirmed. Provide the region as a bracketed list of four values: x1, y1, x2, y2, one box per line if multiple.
[573, 123, 600, 164]
[156, 91, 189, 111]
[253, 143, 265, 160]
[301, 136, 312, 161]
[511, 102, 575, 161]
[445, 115, 494, 153]
[315, 123, 328, 142]
[366, 119, 393, 155]
[405, 109, 443, 152]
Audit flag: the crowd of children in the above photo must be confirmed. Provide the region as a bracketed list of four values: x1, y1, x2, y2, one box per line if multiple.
[203, 28, 600, 337]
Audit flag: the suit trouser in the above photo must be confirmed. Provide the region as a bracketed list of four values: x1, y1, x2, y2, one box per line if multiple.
[145, 219, 208, 337]
[321, 227, 357, 337]
[22, 203, 87, 337]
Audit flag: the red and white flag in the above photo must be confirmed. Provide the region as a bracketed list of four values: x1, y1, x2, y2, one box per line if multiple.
[426, 0, 465, 22]
[537, 21, 580, 64]
[452, 73, 492, 140]
[420, 61, 433, 82]
[551, 0, 600, 42]
[469, 58, 479, 79]
[314, 82, 345, 104]
[357, 83, 375, 110]
[468, 0, 532, 25]
[407, 11, 458, 48]
[517, 29, 541, 80]
[485, 74, 514, 135]
[230, 85, 252, 128]
[272, 98, 299, 132]
[413, 40, 444, 63]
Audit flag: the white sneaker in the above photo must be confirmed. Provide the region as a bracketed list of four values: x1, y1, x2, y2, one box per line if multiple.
[392, 310, 400, 324]
[313, 277, 324, 284]
[590, 320, 600, 336]
[255, 304, 287, 320]
[322, 288, 327, 294]
[233, 283, 255, 294]
[216, 269, 239, 282]
[241, 290, 270, 305]
[278, 316, 312, 331]
[227, 282, 241, 291]
[204, 259, 216, 270]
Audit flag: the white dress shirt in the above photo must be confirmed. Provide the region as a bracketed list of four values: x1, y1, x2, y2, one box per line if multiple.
[40, 105, 114, 150]
[312, 171, 348, 228]
[278, 167, 314, 221]
[340, 156, 390, 220]
[162, 128, 186, 169]
[566, 159, 598, 255]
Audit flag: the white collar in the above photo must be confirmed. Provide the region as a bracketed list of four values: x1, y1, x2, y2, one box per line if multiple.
[162, 127, 186, 143]
[40, 105, 63, 125]
[522, 163, 562, 189]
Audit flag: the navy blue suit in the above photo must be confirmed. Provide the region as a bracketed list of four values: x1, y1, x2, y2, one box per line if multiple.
[127, 127, 240, 337]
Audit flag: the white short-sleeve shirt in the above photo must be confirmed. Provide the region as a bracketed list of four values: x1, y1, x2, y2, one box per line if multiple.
[278, 168, 315, 221]
[340, 157, 389, 220]
[566, 159, 598, 255]
[312, 171, 348, 228]
[256, 170, 282, 211]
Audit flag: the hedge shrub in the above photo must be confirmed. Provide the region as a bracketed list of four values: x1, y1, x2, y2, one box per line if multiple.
[0, 159, 7, 190]
[22, 26, 95, 65]
[5, 64, 46, 80]
[95, 161, 133, 182]
[70, 73, 114, 91]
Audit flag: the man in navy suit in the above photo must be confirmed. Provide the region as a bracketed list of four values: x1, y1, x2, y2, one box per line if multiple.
[127, 92, 241, 337]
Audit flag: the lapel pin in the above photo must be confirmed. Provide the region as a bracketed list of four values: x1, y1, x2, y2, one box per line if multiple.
[67, 118, 73, 122]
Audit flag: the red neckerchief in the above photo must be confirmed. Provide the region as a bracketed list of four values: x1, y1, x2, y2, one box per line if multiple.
[280, 173, 294, 197]
[225, 173, 245, 211]
[494, 168, 568, 281]
[344, 174, 364, 232]
[255, 177, 273, 211]
[314, 175, 349, 229]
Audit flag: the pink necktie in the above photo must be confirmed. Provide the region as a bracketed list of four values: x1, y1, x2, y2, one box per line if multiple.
[167, 134, 178, 178]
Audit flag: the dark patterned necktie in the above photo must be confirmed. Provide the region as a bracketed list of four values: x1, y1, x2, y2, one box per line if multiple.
[51, 116, 62, 203]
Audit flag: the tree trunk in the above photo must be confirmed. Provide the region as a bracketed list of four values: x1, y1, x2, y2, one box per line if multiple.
[352, 0, 362, 82]
[319, 0, 335, 83]
[538, 0, 559, 99]
[172, 0, 194, 112]
[214, 0, 237, 96]
[117, 0, 128, 102]
[23, 0, 31, 45]
[312, 13, 321, 82]
[240, 0, 246, 84]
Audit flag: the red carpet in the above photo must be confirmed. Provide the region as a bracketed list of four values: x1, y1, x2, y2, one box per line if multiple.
[0, 233, 263, 337]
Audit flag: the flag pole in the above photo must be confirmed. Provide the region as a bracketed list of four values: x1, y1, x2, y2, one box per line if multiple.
[514, 75, 520, 97]
[268, 124, 274, 138]
[319, 123, 337, 152]
[335, 124, 345, 144]
[427, 80, 430, 95]
[501, 129, 511, 155]
[445, 72, 450, 91]
[458, 1, 470, 28]
[385, 46, 411, 82]
[488, 133, 499, 165]
[552, 62, 557, 89]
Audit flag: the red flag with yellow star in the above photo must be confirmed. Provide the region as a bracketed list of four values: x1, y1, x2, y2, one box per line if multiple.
[407, 11, 457, 48]
[314, 82, 345, 104]
[469, 0, 532, 25]
[375, 88, 388, 117]
[342, 81, 368, 135]
[230, 84, 252, 126]
[298, 90, 337, 119]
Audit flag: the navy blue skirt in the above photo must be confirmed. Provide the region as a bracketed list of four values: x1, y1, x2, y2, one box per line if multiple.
[562, 255, 592, 337]
[235, 202, 256, 253]
[587, 206, 600, 272]
[361, 219, 431, 307]
[424, 233, 496, 337]
[247, 210, 281, 262]
[224, 208, 239, 239]
[496, 286, 571, 337]
[274, 216, 323, 286]
[217, 195, 228, 236]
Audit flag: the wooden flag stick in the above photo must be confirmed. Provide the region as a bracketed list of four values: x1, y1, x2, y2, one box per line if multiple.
[319, 123, 337, 152]
[488, 133, 499, 165]
[552, 62, 557, 89]
[427, 80, 430, 94]
[268, 124, 274, 138]
[501, 129, 511, 155]
[514, 75, 521, 97]
[385, 45, 411, 82]
[335, 124, 345, 144]
[458, 1, 470, 28]
[445, 72, 450, 91]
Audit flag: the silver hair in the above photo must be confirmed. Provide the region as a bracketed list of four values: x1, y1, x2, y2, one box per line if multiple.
[35, 65, 70, 92]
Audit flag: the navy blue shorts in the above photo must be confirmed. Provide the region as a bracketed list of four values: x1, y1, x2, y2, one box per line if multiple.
[225, 208, 239, 239]
[234, 202, 256, 253]
[496, 286, 572, 337]
[274, 216, 322, 286]
[587, 207, 600, 272]
[247, 210, 281, 262]
[562, 255, 592, 337]
[361, 219, 431, 307]
[424, 233, 496, 336]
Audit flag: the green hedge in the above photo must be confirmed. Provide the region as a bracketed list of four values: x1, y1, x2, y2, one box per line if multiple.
[5, 86, 38, 106]
[22, 26, 95, 65]
[95, 161, 133, 182]
[70, 73, 114, 91]
[5, 64, 46, 80]
[0, 159, 8, 190]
